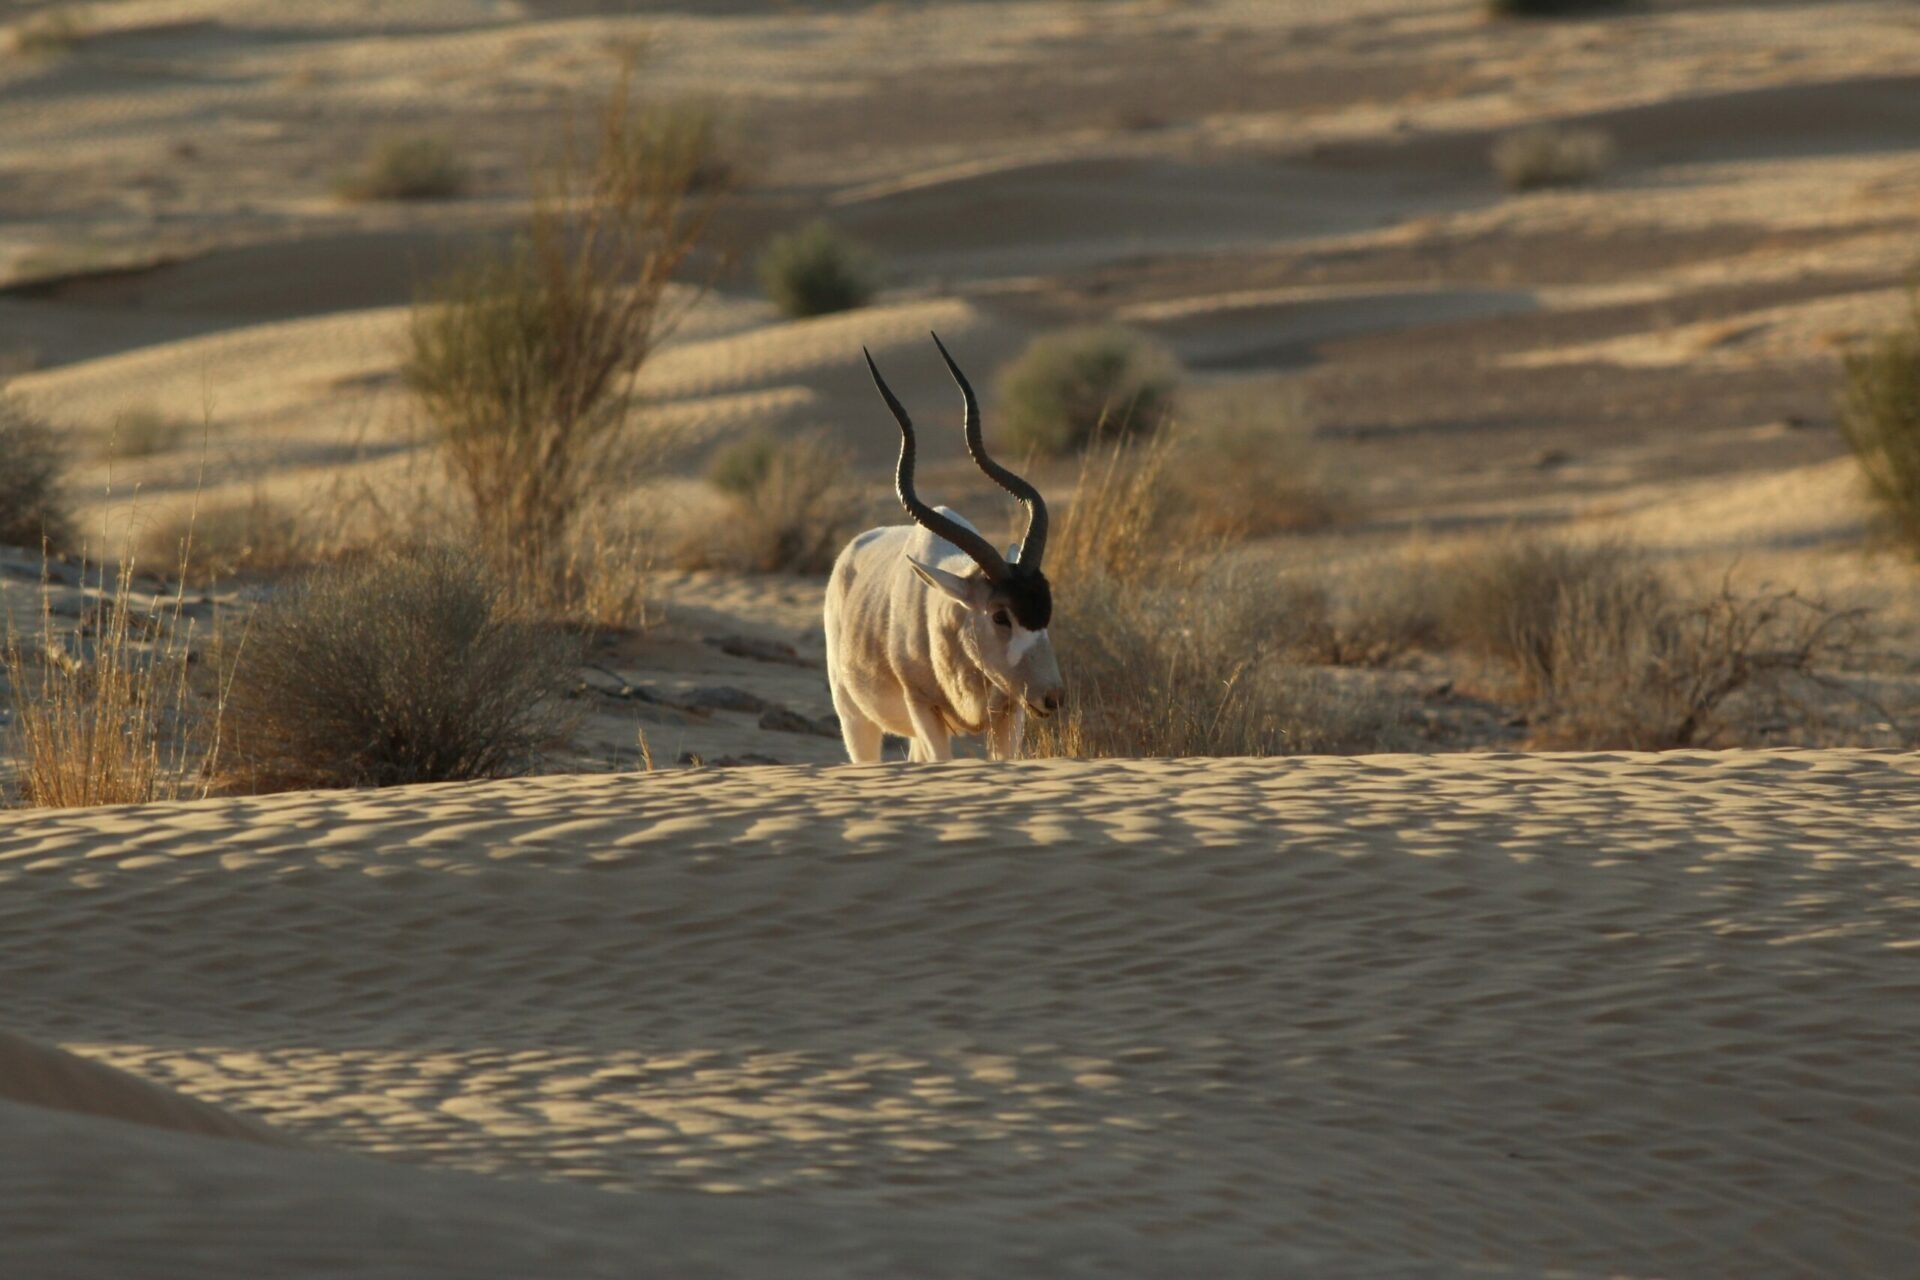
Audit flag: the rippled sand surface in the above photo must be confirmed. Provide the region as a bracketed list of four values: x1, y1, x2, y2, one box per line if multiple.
[6, 751, 1919, 1277]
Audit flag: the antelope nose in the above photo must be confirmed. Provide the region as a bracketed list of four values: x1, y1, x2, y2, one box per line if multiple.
[1040, 689, 1064, 714]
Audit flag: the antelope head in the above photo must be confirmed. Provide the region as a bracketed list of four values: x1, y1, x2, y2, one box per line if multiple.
[864, 334, 1065, 719]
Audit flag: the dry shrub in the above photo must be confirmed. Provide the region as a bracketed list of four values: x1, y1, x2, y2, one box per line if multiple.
[758, 222, 880, 319]
[1028, 436, 1410, 758]
[405, 73, 716, 594]
[1423, 533, 1867, 747]
[11, 7, 85, 56]
[1491, 125, 1615, 191]
[4, 557, 218, 808]
[677, 431, 864, 573]
[1839, 297, 1920, 552]
[1430, 534, 1652, 697]
[1170, 396, 1341, 538]
[336, 135, 468, 202]
[141, 494, 317, 585]
[1535, 576, 1865, 749]
[998, 326, 1180, 457]
[223, 547, 577, 789]
[0, 396, 72, 551]
[105, 407, 197, 459]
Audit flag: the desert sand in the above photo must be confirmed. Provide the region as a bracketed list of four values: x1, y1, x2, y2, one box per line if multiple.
[7, 0, 1920, 1274]
[7, 751, 1920, 1277]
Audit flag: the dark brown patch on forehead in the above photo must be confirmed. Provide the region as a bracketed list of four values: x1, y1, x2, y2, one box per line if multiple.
[1003, 570, 1051, 631]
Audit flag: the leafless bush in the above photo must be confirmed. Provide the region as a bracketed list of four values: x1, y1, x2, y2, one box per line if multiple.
[405, 73, 716, 592]
[1535, 576, 1867, 749]
[222, 547, 578, 789]
[0, 396, 73, 551]
[676, 431, 864, 574]
[1492, 124, 1615, 191]
[5, 556, 218, 808]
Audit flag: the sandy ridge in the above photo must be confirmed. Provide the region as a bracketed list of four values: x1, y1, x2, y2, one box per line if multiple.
[6, 751, 1920, 1276]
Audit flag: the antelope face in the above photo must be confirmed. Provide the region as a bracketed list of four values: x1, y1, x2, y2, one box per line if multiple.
[909, 558, 1065, 718]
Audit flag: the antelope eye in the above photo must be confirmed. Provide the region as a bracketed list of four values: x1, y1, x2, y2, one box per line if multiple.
[992, 609, 1012, 629]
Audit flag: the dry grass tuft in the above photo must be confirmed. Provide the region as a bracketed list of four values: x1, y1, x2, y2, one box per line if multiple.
[1839, 296, 1920, 552]
[140, 494, 319, 586]
[104, 407, 198, 459]
[0, 396, 74, 551]
[677, 431, 865, 574]
[336, 135, 468, 202]
[1170, 394, 1342, 538]
[997, 326, 1180, 457]
[4, 556, 219, 808]
[1028, 435, 1409, 758]
[1491, 124, 1615, 191]
[1429, 534, 1654, 698]
[10, 7, 85, 56]
[758, 222, 880, 319]
[405, 72, 716, 592]
[222, 546, 578, 790]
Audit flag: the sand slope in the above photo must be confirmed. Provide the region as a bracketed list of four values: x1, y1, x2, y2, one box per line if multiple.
[7, 751, 1920, 1277]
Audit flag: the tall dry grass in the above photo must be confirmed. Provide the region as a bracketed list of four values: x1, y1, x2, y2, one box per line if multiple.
[678, 431, 865, 574]
[4, 553, 222, 808]
[1027, 432, 1406, 759]
[405, 72, 721, 594]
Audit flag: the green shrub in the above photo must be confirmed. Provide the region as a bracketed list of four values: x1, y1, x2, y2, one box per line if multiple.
[997, 326, 1180, 457]
[1840, 302, 1920, 552]
[223, 547, 577, 789]
[1491, 125, 1615, 191]
[405, 75, 713, 587]
[757, 222, 879, 318]
[0, 396, 72, 551]
[336, 135, 468, 202]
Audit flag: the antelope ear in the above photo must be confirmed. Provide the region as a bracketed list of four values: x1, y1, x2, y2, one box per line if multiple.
[1006, 541, 1022, 565]
[908, 557, 992, 609]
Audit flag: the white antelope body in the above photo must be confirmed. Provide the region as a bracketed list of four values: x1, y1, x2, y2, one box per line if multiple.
[824, 335, 1064, 763]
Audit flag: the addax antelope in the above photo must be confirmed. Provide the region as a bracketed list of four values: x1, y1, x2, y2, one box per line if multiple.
[824, 334, 1064, 763]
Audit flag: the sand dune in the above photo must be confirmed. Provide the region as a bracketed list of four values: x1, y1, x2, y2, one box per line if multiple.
[7, 751, 1920, 1277]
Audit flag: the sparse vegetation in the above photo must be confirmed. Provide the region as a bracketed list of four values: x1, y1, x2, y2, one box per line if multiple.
[4, 556, 217, 808]
[998, 327, 1180, 457]
[1485, 0, 1632, 16]
[10, 7, 85, 56]
[1028, 434, 1411, 759]
[222, 547, 578, 790]
[1170, 397, 1341, 538]
[1491, 124, 1615, 191]
[1839, 298, 1920, 552]
[405, 74, 715, 593]
[105, 407, 198, 460]
[140, 494, 316, 585]
[758, 222, 880, 319]
[336, 135, 468, 202]
[679, 431, 865, 573]
[0, 396, 73, 551]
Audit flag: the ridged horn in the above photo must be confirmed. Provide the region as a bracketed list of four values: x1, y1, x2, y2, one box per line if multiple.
[864, 347, 1011, 583]
[929, 331, 1049, 570]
